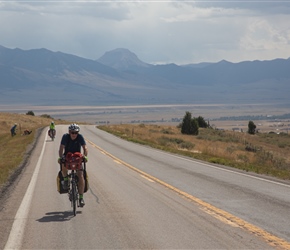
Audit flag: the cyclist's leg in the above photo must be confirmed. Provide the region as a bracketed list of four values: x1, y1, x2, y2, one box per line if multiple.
[77, 170, 84, 194]
[61, 163, 68, 178]
[61, 163, 69, 189]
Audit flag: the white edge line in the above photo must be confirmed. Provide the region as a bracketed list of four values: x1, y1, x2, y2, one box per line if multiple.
[157, 147, 290, 188]
[4, 132, 47, 250]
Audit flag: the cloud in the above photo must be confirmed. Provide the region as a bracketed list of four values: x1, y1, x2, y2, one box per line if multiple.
[0, 0, 290, 64]
[240, 17, 290, 51]
[194, 0, 290, 15]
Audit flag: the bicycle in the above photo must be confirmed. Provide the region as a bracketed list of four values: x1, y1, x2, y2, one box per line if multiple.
[48, 129, 56, 141]
[62, 152, 86, 216]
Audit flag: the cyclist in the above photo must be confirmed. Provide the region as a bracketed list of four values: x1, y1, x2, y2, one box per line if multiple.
[49, 121, 56, 138]
[58, 123, 88, 207]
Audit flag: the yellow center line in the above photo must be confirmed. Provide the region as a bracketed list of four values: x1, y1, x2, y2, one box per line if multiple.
[87, 139, 290, 249]
[140, 174, 155, 182]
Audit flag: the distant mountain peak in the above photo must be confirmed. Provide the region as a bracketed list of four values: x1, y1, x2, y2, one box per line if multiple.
[97, 48, 150, 70]
[218, 59, 232, 64]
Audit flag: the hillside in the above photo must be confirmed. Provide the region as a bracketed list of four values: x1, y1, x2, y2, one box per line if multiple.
[0, 45, 289, 106]
[0, 112, 70, 192]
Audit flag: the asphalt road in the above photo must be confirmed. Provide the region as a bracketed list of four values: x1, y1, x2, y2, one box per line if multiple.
[1, 125, 290, 249]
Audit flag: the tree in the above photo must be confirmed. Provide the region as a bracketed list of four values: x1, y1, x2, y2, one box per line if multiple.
[26, 111, 35, 116]
[190, 118, 199, 135]
[180, 111, 199, 135]
[181, 111, 192, 134]
[248, 120, 256, 134]
[197, 116, 208, 128]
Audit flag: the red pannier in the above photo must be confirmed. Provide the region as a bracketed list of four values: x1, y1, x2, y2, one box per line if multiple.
[65, 152, 83, 170]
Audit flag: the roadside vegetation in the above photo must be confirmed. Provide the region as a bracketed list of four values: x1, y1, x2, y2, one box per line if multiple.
[98, 122, 290, 180]
[1, 110, 290, 192]
[0, 112, 68, 189]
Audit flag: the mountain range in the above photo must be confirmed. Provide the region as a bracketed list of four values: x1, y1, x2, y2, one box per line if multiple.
[0, 45, 289, 106]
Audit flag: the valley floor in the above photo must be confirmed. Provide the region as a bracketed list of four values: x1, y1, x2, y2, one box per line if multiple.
[1, 103, 289, 133]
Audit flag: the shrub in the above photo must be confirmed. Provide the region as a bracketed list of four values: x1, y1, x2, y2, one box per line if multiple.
[26, 111, 35, 116]
[40, 114, 52, 119]
[180, 141, 195, 150]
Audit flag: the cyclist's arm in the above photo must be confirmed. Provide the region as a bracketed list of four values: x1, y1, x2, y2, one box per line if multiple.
[82, 144, 88, 157]
[59, 144, 65, 158]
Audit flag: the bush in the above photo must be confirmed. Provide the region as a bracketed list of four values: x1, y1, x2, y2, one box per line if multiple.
[26, 111, 35, 116]
[180, 141, 195, 150]
[40, 114, 52, 119]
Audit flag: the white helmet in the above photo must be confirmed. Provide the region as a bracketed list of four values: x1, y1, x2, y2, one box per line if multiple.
[68, 123, 80, 132]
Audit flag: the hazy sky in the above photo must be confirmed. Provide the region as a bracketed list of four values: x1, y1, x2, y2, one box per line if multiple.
[1, 0, 290, 64]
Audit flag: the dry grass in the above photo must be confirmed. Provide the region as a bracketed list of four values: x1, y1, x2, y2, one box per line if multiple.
[0, 112, 69, 188]
[99, 123, 290, 180]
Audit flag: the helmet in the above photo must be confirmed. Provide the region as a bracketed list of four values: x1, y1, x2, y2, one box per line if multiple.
[68, 123, 80, 132]
[51, 121, 54, 124]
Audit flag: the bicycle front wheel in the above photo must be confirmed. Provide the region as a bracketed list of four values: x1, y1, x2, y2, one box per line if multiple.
[71, 180, 77, 216]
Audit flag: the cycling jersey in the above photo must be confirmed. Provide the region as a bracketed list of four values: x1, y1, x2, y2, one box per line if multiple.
[60, 133, 86, 155]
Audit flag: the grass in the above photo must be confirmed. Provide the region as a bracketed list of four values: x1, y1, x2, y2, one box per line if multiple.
[98, 123, 290, 180]
[0, 112, 69, 189]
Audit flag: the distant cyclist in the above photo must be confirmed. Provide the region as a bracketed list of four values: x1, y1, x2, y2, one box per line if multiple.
[58, 123, 88, 207]
[49, 121, 56, 139]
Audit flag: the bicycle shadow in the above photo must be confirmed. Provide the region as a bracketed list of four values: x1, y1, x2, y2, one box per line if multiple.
[36, 211, 82, 222]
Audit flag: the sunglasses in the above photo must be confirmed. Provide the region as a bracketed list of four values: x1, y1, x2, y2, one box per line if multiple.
[70, 131, 78, 135]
